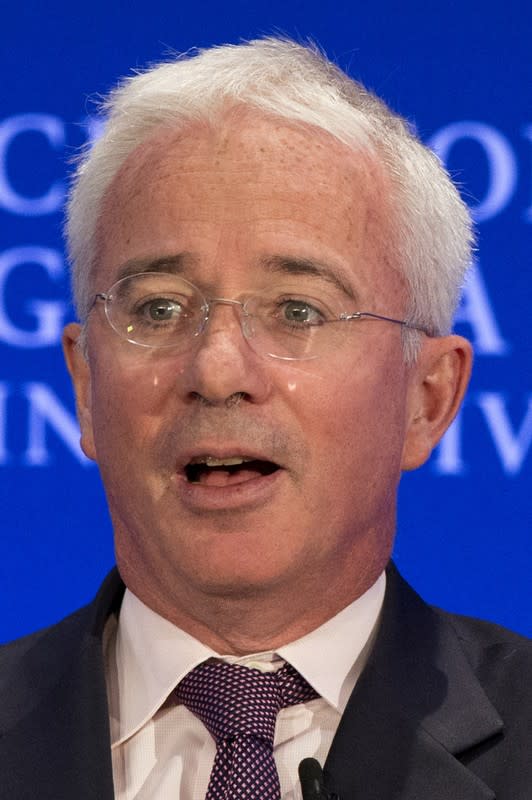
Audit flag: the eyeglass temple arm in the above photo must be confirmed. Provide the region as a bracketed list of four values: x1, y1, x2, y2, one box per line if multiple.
[339, 311, 433, 336]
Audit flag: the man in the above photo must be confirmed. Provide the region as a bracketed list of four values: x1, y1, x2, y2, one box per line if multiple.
[1, 38, 530, 800]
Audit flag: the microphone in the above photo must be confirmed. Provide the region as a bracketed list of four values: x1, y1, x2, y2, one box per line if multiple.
[298, 758, 339, 800]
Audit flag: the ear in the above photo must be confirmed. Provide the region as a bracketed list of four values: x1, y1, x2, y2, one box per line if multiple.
[401, 335, 472, 471]
[62, 322, 97, 462]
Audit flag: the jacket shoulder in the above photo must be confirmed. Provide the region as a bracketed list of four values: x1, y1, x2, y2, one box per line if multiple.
[436, 608, 532, 729]
[437, 607, 532, 667]
[0, 606, 89, 679]
[0, 570, 124, 701]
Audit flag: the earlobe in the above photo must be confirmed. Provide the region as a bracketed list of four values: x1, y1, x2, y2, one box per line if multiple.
[401, 335, 473, 471]
[62, 322, 97, 462]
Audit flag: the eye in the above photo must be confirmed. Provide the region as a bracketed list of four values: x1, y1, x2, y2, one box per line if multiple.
[140, 297, 183, 322]
[278, 299, 325, 326]
[128, 295, 189, 327]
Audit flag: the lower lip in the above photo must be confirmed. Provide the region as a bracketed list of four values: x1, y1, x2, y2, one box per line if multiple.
[175, 468, 285, 512]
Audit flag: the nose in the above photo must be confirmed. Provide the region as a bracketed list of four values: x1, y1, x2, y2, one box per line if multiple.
[180, 299, 271, 406]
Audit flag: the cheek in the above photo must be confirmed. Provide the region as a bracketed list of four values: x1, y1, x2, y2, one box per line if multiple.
[279, 354, 408, 477]
[88, 354, 176, 464]
[94, 350, 184, 413]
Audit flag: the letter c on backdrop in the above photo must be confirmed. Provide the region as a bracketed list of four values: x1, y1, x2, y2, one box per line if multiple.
[0, 113, 65, 216]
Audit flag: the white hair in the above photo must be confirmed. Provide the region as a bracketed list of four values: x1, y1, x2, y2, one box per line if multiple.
[66, 37, 474, 360]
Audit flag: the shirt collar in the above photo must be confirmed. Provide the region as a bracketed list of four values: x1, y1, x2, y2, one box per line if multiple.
[277, 572, 385, 711]
[106, 573, 385, 746]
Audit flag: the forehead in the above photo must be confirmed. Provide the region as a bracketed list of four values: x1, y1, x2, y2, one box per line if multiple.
[106, 107, 381, 192]
[95, 109, 402, 301]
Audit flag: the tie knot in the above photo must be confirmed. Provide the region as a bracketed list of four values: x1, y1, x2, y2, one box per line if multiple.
[176, 660, 318, 745]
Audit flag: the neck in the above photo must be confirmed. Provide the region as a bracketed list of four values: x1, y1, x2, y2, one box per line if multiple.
[119, 555, 386, 654]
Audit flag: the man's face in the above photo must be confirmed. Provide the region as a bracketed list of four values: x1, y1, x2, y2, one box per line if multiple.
[65, 111, 425, 632]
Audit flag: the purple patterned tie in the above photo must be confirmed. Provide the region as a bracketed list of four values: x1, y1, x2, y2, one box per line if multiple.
[176, 660, 319, 799]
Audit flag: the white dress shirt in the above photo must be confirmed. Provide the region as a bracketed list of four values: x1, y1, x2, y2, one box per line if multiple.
[104, 574, 385, 799]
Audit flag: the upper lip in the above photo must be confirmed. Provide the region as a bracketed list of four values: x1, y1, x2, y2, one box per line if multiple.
[176, 446, 283, 472]
[189, 456, 256, 466]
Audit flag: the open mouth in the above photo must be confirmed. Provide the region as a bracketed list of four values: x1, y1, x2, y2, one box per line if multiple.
[184, 457, 280, 487]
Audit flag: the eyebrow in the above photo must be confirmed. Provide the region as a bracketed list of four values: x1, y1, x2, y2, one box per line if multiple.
[115, 253, 198, 281]
[112, 252, 359, 302]
[260, 255, 358, 302]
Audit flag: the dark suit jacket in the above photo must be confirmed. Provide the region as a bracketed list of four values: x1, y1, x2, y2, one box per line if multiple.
[1, 565, 531, 799]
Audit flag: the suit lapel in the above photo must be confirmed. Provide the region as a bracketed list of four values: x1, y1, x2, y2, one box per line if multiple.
[324, 566, 502, 800]
[0, 571, 124, 800]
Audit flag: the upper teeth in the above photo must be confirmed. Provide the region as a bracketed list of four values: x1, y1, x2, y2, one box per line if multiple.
[203, 456, 250, 467]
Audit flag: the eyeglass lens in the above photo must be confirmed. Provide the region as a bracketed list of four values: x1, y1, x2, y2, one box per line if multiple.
[100, 271, 415, 360]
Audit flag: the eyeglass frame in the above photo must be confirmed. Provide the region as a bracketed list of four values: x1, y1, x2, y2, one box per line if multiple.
[89, 271, 434, 360]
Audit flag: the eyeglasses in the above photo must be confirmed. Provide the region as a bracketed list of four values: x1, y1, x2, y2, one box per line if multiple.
[91, 271, 432, 361]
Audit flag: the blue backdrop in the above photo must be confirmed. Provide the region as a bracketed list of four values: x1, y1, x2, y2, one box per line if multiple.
[1, 0, 530, 642]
